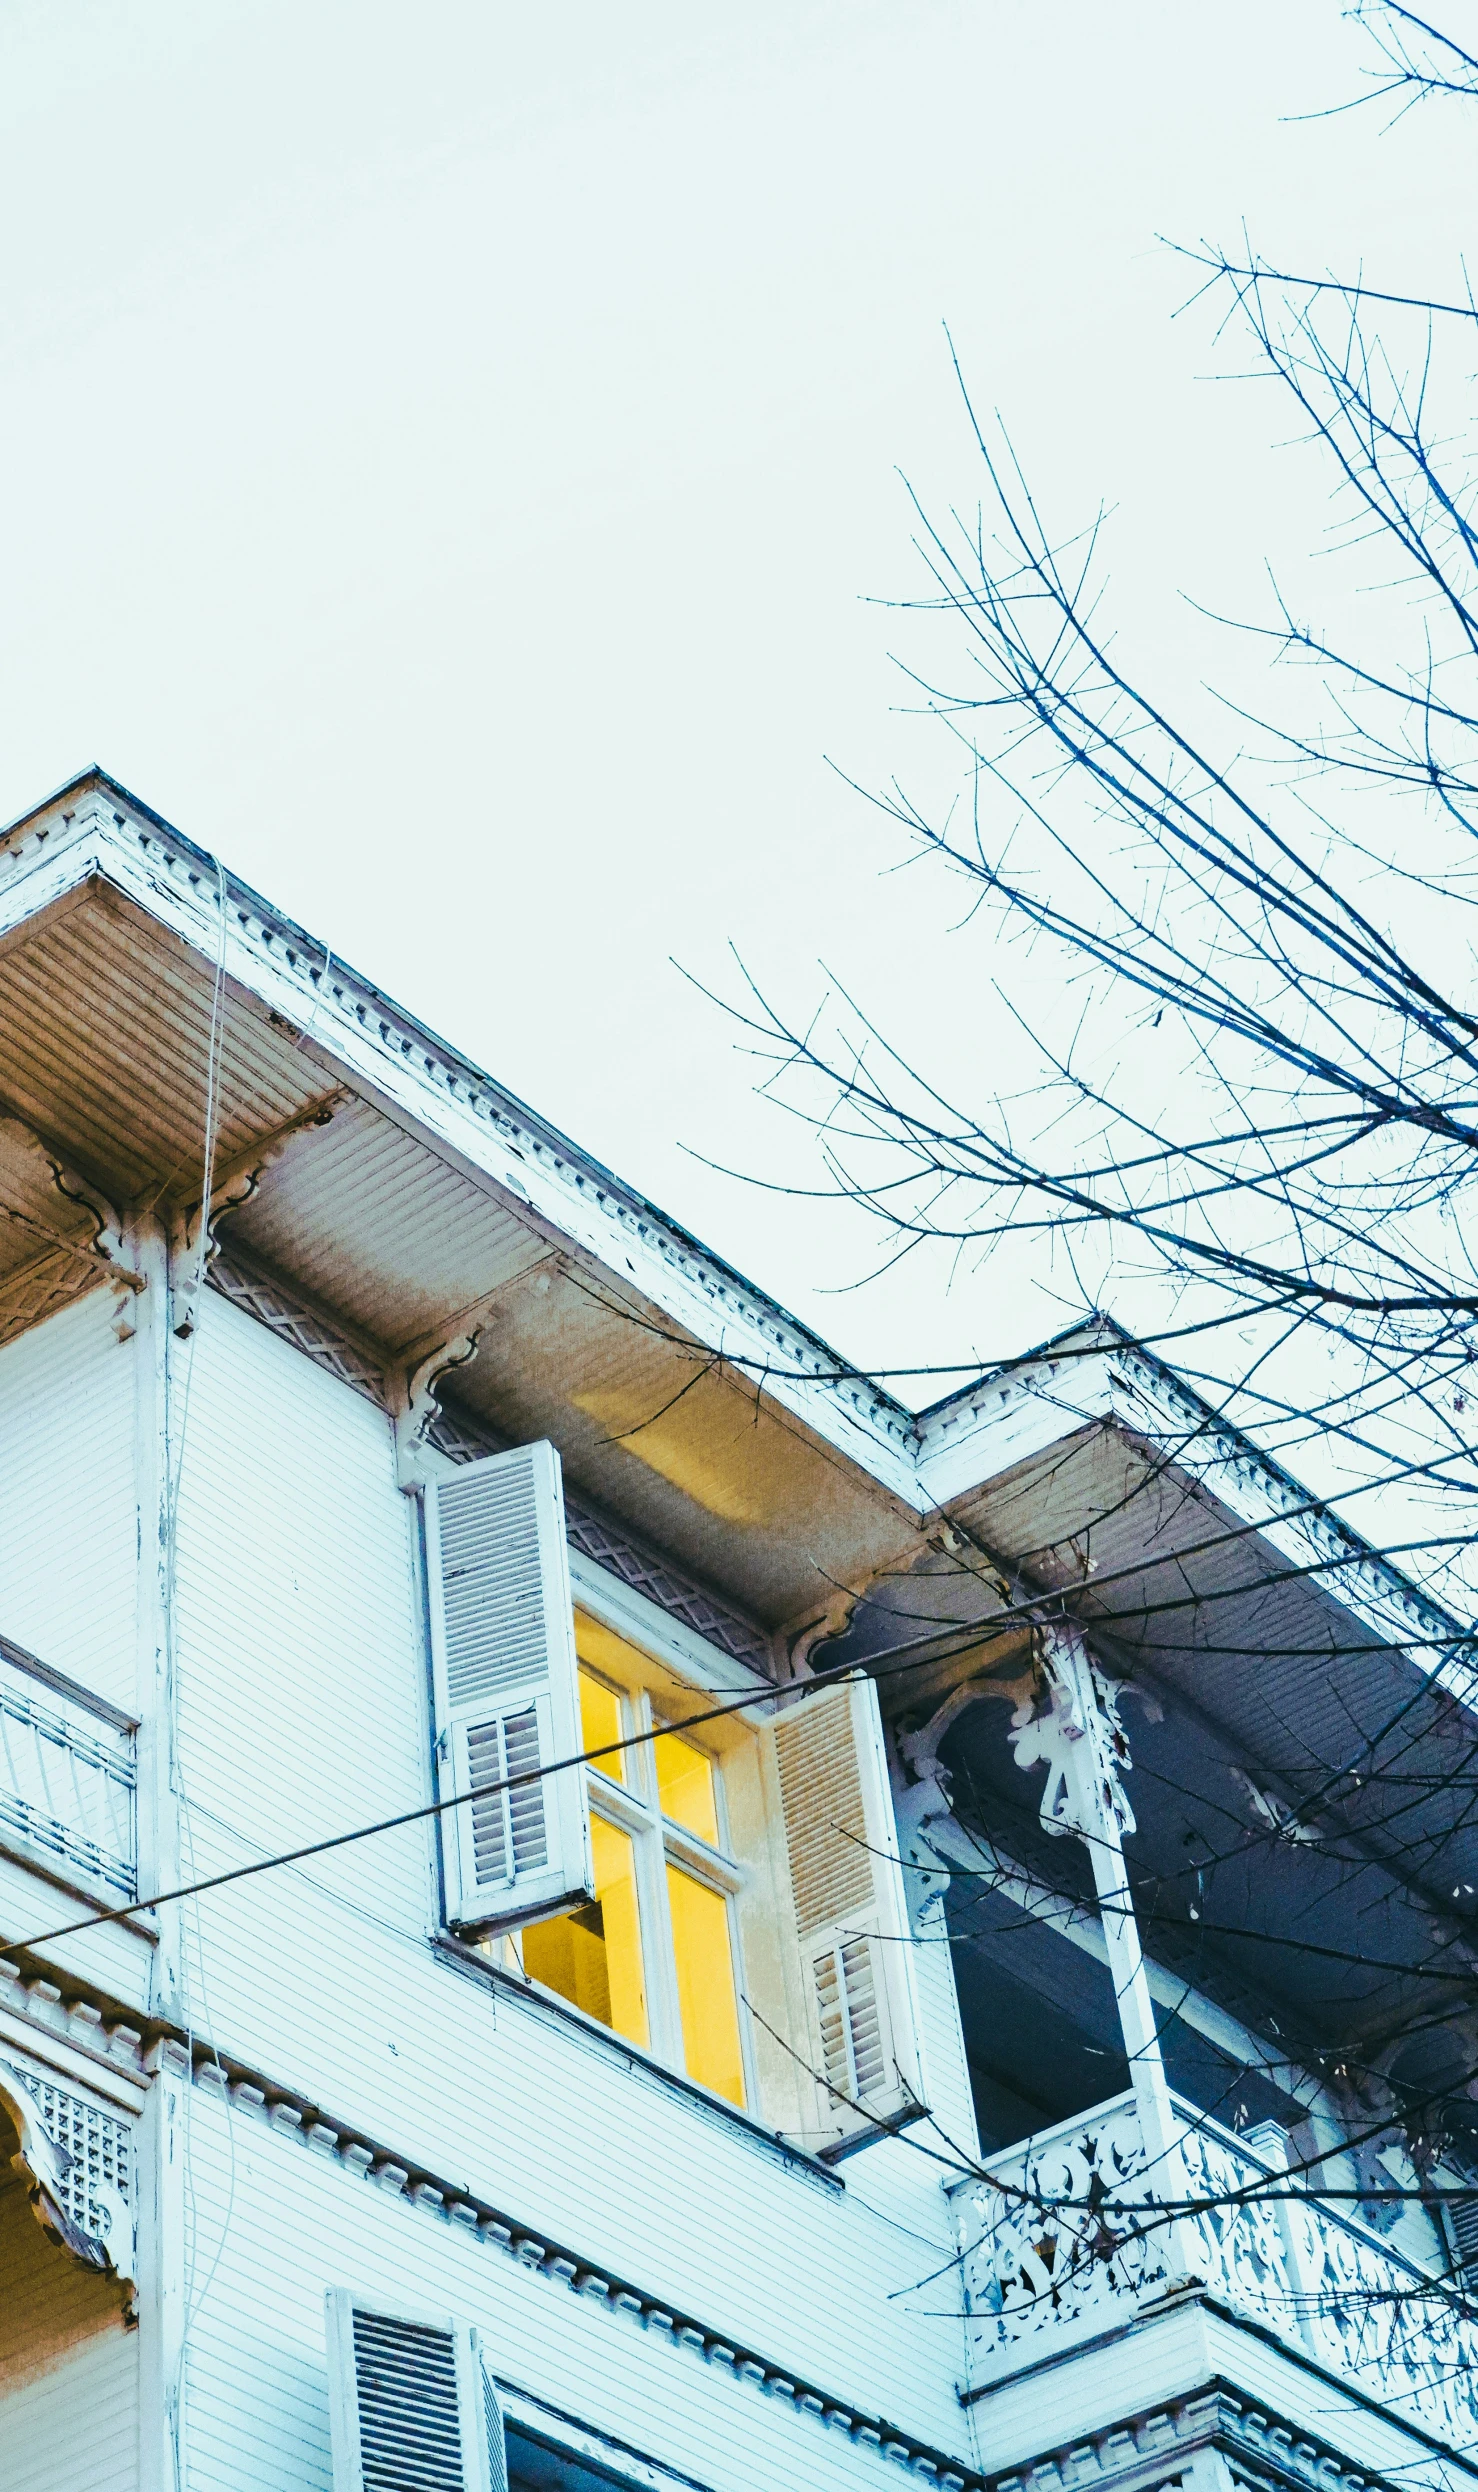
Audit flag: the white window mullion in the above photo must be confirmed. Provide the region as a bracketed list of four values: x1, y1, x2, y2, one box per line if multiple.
[661, 1822, 746, 1894]
[638, 1690, 695, 2069]
[637, 1821, 685, 2072]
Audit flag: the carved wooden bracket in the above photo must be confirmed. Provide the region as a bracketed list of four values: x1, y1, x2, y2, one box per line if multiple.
[784, 1585, 871, 1680]
[894, 1668, 1030, 1909]
[394, 1327, 485, 1491]
[1009, 1618, 1136, 1846]
[0, 2061, 133, 2289]
[174, 1090, 345, 1336]
[0, 1112, 146, 1337]
[182, 1090, 346, 1262]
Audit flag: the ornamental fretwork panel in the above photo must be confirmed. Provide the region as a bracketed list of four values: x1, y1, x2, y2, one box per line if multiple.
[954, 2090, 1478, 2455]
[1, 2056, 135, 2280]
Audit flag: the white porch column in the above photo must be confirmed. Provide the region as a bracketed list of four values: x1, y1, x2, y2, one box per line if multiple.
[1010, 1621, 1184, 2181]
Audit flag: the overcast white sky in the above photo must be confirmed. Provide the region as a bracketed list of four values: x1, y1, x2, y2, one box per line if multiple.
[0, 2, 1468, 1398]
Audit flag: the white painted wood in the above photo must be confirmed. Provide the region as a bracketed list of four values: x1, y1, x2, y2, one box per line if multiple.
[156, 1294, 960, 2444]
[768, 1679, 926, 2157]
[0, 1290, 138, 1711]
[0, 1849, 152, 2004]
[0, 1642, 135, 1901]
[0, 796, 927, 1506]
[326, 2289, 503, 2492]
[171, 1289, 432, 1943]
[0, 2142, 137, 2490]
[174, 2092, 963, 2492]
[0, 798, 1461, 2492]
[424, 1447, 592, 1934]
[972, 2295, 1455, 2490]
[136, 2059, 184, 2492]
[1014, 1623, 1182, 2178]
[128, 1210, 181, 2023]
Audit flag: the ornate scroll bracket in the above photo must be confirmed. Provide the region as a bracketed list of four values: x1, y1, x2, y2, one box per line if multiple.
[173, 1091, 346, 1338]
[895, 1667, 1034, 1912]
[395, 1327, 486, 1491]
[894, 1679, 981, 1873]
[0, 2058, 133, 2294]
[783, 1581, 876, 1681]
[1009, 1621, 1188, 2192]
[1009, 1618, 1136, 1845]
[181, 1090, 347, 1258]
[0, 1112, 146, 1337]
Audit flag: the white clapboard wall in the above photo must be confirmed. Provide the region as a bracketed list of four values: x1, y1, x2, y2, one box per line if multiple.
[162, 1293, 965, 2460]
[0, 1289, 138, 1713]
[177, 2090, 965, 2492]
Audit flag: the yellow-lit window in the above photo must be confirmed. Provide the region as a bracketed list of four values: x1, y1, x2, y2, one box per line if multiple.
[666, 1861, 745, 2104]
[578, 1666, 625, 1784]
[519, 1615, 750, 2109]
[655, 1733, 719, 1845]
[522, 1815, 648, 2048]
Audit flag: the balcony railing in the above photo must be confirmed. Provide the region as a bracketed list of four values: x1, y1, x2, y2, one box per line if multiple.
[952, 2090, 1478, 2457]
[0, 1636, 136, 1901]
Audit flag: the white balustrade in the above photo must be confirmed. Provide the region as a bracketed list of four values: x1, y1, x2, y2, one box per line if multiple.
[953, 2090, 1478, 2454]
[0, 1641, 135, 1900]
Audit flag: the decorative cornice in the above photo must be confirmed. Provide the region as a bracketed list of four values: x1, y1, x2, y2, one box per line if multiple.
[0, 1948, 1462, 2489]
[0, 1949, 976, 2487]
[982, 2380, 1431, 2492]
[3, 770, 1470, 1692]
[0, 775, 920, 1494]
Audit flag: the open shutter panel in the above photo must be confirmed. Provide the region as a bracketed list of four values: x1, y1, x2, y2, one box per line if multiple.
[1445, 2177, 1478, 2295]
[325, 2292, 507, 2492]
[424, 1442, 593, 1934]
[769, 1675, 927, 2160]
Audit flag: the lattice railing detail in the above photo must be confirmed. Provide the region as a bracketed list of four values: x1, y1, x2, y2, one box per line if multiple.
[209, 1252, 386, 1404]
[0, 1247, 102, 1352]
[3, 2059, 134, 2275]
[561, 1499, 771, 1668]
[953, 2092, 1478, 2455]
[0, 1648, 135, 1897]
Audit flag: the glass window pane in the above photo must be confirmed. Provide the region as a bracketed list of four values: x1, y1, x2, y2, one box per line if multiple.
[578, 1667, 625, 1783]
[666, 1862, 744, 2105]
[655, 1735, 719, 1844]
[523, 1816, 648, 2048]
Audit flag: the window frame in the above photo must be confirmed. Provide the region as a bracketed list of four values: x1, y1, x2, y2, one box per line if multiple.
[527, 1649, 757, 2107]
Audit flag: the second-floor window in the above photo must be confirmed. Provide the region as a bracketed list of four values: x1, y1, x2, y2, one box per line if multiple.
[519, 1622, 748, 2107]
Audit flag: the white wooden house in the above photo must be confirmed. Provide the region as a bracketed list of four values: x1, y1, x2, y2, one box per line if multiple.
[0, 768, 1475, 2492]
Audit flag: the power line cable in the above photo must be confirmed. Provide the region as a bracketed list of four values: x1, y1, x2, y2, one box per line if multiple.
[17, 1479, 1478, 1958]
[16, 1538, 1478, 1976]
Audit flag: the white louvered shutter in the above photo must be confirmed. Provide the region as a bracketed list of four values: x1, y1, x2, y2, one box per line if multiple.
[424, 1442, 592, 1933]
[325, 2292, 508, 2492]
[768, 1674, 927, 2159]
[1445, 2177, 1478, 2295]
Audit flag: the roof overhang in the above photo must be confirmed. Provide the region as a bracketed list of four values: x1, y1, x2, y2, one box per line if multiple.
[0, 772, 932, 1629]
[0, 770, 1470, 1687]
